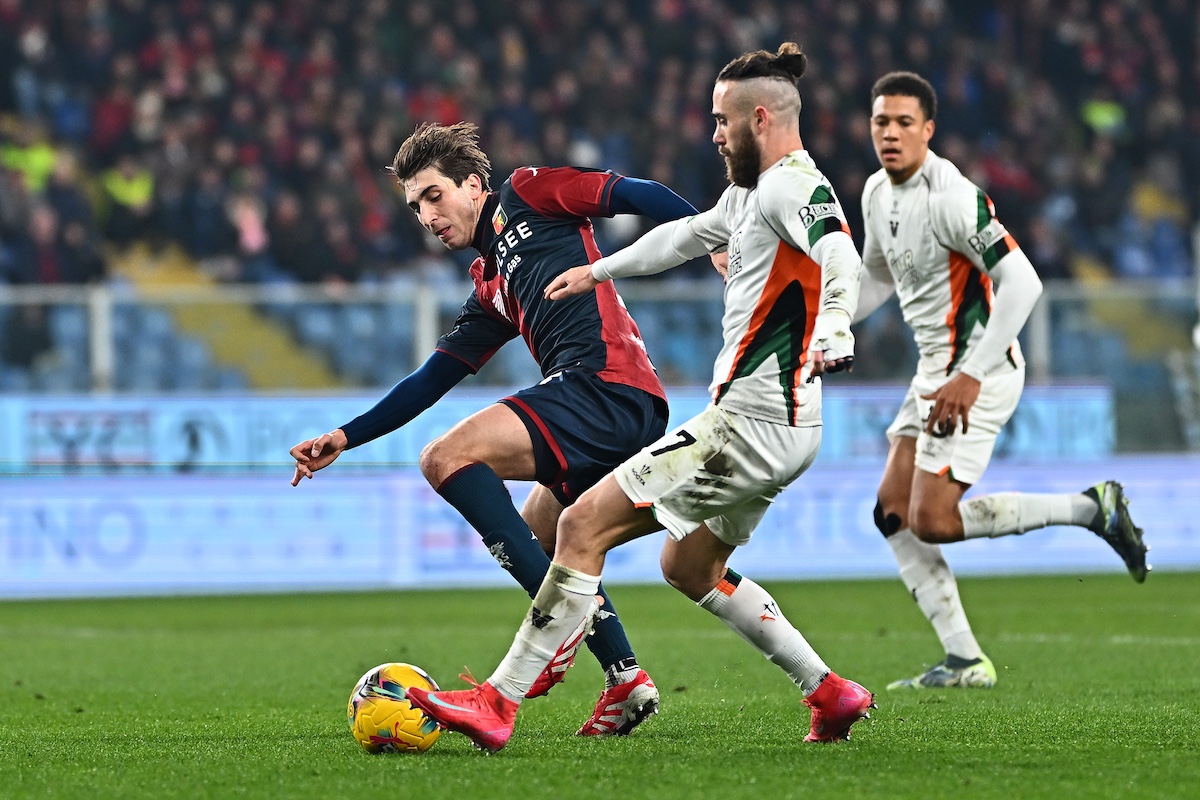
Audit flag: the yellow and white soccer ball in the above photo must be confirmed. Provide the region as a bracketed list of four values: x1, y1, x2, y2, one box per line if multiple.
[347, 662, 442, 754]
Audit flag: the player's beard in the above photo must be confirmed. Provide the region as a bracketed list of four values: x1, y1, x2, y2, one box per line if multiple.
[724, 125, 761, 188]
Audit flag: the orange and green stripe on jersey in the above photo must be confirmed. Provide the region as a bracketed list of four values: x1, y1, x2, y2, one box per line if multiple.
[944, 251, 993, 375]
[975, 190, 1018, 270]
[714, 241, 821, 425]
[803, 185, 852, 249]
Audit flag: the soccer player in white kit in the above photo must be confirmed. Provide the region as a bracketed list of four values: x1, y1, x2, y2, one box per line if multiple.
[855, 72, 1150, 690]
[404, 43, 875, 752]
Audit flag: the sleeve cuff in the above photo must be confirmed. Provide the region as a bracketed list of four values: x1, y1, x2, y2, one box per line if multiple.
[959, 361, 989, 382]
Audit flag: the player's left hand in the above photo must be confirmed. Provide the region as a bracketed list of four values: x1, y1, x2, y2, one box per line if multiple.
[545, 265, 599, 300]
[807, 310, 855, 382]
[921, 372, 981, 434]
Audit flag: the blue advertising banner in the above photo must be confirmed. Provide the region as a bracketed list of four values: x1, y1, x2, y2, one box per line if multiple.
[0, 384, 1113, 474]
[2, 456, 1194, 599]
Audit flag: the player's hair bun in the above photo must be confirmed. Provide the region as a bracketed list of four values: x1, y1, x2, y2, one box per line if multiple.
[717, 41, 808, 88]
[774, 43, 807, 79]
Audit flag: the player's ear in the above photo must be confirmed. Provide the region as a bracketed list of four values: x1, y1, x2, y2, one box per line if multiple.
[754, 105, 769, 133]
[463, 173, 485, 198]
[924, 118, 935, 143]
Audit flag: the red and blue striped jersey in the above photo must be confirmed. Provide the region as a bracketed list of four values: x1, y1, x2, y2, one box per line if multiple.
[436, 166, 666, 402]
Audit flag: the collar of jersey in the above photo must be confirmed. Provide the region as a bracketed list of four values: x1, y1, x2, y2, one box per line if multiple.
[472, 193, 501, 254]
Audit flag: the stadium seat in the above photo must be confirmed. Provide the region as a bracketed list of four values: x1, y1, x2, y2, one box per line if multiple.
[125, 337, 171, 390]
[169, 336, 215, 390]
[214, 366, 249, 391]
[369, 352, 410, 387]
[294, 305, 338, 352]
[339, 304, 380, 342]
[0, 364, 33, 391]
[136, 307, 177, 344]
[126, 364, 165, 392]
[376, 303, 417, 382]
[33, 361, 85, 392]
[111, 304, 139, 348]
[48, 305, 89, 347]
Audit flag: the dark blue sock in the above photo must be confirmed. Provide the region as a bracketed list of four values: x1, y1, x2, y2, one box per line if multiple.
[436, 463, 635, 670]
[586, 586, 636, 668]
[437, 463, 550, 597]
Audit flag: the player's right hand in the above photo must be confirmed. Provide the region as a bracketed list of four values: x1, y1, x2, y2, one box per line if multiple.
[545, 265, 599, 300]
[289, 429, 349, 486]
[807, 310, 855, 381]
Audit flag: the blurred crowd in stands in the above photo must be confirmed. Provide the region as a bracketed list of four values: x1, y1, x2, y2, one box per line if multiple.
[1, 0, 1198, 377]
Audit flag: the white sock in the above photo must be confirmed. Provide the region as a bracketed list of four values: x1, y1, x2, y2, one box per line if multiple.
[604, 657, 642, 689]
[959, 492, 1099, 539]
[489, 563, 600, 704]
[697, 570, 829, 696]
[886, 529, 982, 660]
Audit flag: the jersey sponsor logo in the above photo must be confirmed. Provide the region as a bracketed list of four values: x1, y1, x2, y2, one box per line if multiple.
[726, 230, 744, 279]
[495, 219, 533, 258]
[629, 464, 652, 486]
[490, 289, 512, 322]
[886, 248, 919, 290]
[503, 253, 522, 278]
[492, 204, 508, 235]
[798, 202, 839, 228]
[889, 220, 899, 237]
[968, 218, 1007, 257]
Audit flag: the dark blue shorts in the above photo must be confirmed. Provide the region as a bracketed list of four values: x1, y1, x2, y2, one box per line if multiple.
[500, 370, 669, 506]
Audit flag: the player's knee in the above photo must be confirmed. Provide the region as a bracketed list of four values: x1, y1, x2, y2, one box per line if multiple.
[418, 436, 460, 486]
[417, 439, 441, 484]
[555, 502, 592, 555]
[873, 499, 904, 539]
[658, 552, 688, 595]
[658, 556, 714, 603]
[909, 506, 959, 543]
[556, 493, 629, 564]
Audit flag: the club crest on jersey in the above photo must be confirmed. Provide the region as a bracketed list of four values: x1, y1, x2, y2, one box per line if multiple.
[492, 204, 508, 235]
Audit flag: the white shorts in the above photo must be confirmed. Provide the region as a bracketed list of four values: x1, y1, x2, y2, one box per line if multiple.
[886, 365, 1025, 485]
[614, 404, 822, 547]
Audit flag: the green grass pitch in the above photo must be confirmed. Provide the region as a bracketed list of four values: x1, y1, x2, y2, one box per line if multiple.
[2, 573, 1197, 799]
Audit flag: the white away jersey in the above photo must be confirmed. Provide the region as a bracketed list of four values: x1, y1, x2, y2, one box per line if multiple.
[683, 151, 860, 427]
[861, 150, 1023, 378]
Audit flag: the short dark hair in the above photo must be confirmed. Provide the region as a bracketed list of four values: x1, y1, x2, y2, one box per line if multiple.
[717, 41, 807, 91]
[870, 71, 937, 121]
[389, 122, 492, 190]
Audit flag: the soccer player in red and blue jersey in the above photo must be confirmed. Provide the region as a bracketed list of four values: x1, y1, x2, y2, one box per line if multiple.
[289, 122, 698, 736]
